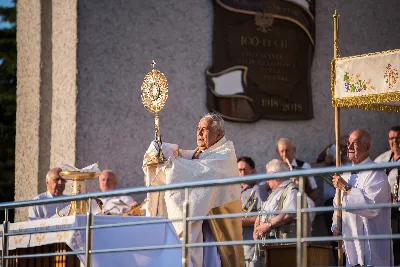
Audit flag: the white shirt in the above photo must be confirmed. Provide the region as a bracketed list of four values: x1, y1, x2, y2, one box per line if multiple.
[28, 191, 70, 220]
[291, 159, 318, 189]
[260, 180, 297, 223]
[306, 197, 316, 224]
[375, 150, 399, 194]
[92, 195, 136, 215]
[332, 157, 392, 266]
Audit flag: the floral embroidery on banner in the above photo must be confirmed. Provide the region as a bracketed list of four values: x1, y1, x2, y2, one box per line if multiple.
[384, 63, 398, 89]
[344, 72, 376, 93]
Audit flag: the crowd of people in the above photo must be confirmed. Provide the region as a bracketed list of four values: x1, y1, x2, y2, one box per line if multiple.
[27, 113, 400, 267]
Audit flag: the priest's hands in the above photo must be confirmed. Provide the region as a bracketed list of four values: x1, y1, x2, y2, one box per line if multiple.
[253, 222, 271, 240]
[332, 227, 342, 236]
[332, 175, 350, 191]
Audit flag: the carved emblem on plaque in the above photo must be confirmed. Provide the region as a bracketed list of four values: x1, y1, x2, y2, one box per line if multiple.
[255, 12, 273, 33]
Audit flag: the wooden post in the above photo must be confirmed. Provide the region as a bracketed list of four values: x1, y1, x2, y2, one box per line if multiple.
[333, 10, 343, 267]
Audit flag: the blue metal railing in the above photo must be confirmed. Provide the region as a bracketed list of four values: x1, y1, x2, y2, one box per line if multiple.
[0, 161, 399, 267]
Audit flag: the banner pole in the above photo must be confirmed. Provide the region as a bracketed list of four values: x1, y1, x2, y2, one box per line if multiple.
[333, 9, 343, 267]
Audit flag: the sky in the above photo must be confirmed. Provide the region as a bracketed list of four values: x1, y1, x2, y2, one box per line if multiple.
[0, 0, 15, 29]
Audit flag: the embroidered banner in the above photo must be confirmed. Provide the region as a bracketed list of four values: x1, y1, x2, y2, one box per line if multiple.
[332, 49, 400, 112]
[206, 0, 315, 121]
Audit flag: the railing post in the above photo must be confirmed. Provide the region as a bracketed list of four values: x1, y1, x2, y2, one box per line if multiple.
[296, 177, 307, 267]
[1, 209, 9, 267]
[296, 178, 302, 267]
[182, 187, 190, 267]
[301, 178, 308, 267]
[85, 198, 93, 267]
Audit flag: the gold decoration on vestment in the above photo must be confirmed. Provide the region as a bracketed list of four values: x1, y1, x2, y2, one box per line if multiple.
[141, 60, 169, 166]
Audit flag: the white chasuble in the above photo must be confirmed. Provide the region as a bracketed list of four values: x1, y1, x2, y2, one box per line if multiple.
[143, 137, 244, 267]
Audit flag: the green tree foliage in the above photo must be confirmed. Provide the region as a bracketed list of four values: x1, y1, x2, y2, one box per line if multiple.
[0, 1, 16, 221]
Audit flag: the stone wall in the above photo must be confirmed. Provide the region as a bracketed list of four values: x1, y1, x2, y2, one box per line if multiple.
[76, 0, 400, 195]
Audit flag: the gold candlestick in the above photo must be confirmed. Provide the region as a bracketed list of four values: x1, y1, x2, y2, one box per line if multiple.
[141, 60, 169, 166]
[56, 171, 99, 216]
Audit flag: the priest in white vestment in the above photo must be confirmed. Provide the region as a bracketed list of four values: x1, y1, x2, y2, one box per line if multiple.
[374, 125, 400, 265]
[332, 130, 393, 266]
[143, 113, 244, 267]
[92, 170, 137, 215]
[28, 168, 70, 220]
[375, 126, 400, 196]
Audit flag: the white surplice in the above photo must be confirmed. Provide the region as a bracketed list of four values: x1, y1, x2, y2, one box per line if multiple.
[332, 157, 393, 266]
[375, 150, 399, 195]
[28, 191, 70, 220]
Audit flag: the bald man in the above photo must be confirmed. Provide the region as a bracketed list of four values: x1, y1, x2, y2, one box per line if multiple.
[331, 130, 392, 266]
[93, 170, 136, 215]
[28, 168, 70, 220]
[276, 137, 319, 201]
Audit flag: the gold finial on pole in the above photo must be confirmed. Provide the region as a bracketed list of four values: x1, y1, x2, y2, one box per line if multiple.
[333, 10, 340, 59]
[333, 9, 343, 267]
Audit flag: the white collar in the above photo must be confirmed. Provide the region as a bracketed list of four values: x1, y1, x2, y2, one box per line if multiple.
[206, 136, 226, 152]
[194, 136, 227, 157]
[46, 191, 65, 198]
[291, 159, 298, 166]
[352, 156, 372, 166]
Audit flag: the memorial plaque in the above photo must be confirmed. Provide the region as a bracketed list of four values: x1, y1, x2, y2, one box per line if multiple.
[206, 0, 315, 121]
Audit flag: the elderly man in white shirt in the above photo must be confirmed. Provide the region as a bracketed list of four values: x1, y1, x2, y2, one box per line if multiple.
[28, 168, 70, 220]
[332, 129, 392, 267]
[93, 170, 136, 215]
[253, 159, 298, 241]
[276, 137, 318, 202]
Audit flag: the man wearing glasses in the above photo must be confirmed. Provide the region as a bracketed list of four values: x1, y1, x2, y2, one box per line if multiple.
[28, 168, 70, 220]
[375, 125, 400, 265]
[331, 130, 392, 266]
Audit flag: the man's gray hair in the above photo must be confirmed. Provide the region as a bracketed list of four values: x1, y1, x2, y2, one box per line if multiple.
[276, 137, 296, 148]
[45, 171, 53, 181]
[266, 159, 290, 175]
[202, 112, 225, 132]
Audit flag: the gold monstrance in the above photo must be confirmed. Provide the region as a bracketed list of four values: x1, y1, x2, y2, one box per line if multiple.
[141, 60, 169, 166]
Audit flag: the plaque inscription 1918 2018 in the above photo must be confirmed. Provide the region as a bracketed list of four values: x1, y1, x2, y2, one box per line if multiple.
[206, 0, 315, 121]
